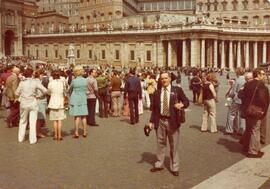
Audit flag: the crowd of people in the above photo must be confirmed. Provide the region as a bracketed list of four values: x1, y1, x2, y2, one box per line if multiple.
[0, 57, 269, 176]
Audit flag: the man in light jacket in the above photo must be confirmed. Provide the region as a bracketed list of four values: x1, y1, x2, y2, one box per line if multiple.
[16, 68, 47, 144]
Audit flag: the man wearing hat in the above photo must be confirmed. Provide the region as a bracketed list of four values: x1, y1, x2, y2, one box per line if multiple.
[148, 71, 189, 176]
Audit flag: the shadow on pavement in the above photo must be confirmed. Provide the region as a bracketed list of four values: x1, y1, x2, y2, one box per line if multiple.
[137, 152, 170, 170]
[217, 138, 245, 155]
[189, 125, 225, 132]
[120, 118, 130, 124]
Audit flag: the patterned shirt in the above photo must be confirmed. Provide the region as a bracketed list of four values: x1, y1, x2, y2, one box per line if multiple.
[86, 76, 98, 99]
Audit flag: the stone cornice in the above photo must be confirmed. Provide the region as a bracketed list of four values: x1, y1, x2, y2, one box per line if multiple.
[24, 24, 270, 41]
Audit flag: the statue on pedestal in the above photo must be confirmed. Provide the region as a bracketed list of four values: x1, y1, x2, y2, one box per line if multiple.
[67, 44, 75, 66]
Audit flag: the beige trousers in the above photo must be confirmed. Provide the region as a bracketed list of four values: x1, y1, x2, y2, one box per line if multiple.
[201, 99, 217, 133]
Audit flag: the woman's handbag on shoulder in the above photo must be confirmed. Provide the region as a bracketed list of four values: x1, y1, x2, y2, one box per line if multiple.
[246, 84, 264, 119]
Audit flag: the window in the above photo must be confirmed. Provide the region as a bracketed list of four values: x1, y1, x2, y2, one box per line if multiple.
[77, 50, 80, 58]
[152, 2, 157, 11]
[89, 50, 92, 59]
[232, 0, 238, 11]
[253, 16, 260, 25]
[65, 50, 68, 58]
[197, 2, 203, 12]
[158, 2, 164, 10]
[144, 3, 151, 11]
[253, 0, 259, 9]
[45, 50, 48, 58]
[101, 50, 106, 59]
[130, 50, 135, 61]
[55, 50, 58, 58]
[146, 50, 151, 61]
[221, 0, 227, 11]
[115, 50, 120, 60]
[178, 1, 185, 10]
[172, 1, 177, 10]
[264, 15, 270, 25]
[213, 0, 218, 11]
[28, 50, 30, 57]
[242, 0, 248, 10]
[165, 2, 170, 10]
[36, 50, 39, 58]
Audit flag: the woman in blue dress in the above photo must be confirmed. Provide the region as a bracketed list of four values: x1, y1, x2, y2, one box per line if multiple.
[69, 65, 88, 138]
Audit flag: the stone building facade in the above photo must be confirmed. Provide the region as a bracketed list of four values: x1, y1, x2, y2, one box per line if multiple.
[196, 0, 270, 28]
[36, 0, 80, 17]
[2, 0, 270, 69]
[0, 0, 37, 57]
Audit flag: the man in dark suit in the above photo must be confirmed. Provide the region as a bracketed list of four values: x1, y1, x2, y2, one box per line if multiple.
[148, 71, 189, 176]
[238, 68, 269, 158]
[124, 69, 142, 124]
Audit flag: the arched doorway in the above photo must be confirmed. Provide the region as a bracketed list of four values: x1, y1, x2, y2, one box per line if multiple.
[4, 30, 15, 56]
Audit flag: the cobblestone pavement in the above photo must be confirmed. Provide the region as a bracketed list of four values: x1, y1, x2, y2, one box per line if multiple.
[0, 74, 269, 189]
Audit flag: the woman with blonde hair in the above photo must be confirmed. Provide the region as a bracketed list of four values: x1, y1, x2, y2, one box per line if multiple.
[47, 69, 66, 140]
[69, 65, 88, 138]
[201, 72, 217, 133]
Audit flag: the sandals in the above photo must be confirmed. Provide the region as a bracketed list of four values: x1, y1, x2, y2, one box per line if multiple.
[73, 135, 79, 139]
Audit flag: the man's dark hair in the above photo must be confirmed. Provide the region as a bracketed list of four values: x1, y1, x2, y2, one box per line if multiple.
[129, 68, 136, 75]
[89, 69, 94, 75]
[23, 67, 34, 78]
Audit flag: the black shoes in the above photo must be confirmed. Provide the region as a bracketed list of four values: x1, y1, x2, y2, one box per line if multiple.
[150, 168, 179, 176]
[171, 171, 179, 177]
[260, 141, 266, 145]
[150, 167, 164, 172]
[224, 132, 233, 135]
[89, 123, 99, 126]
[246, 151, 264, 158]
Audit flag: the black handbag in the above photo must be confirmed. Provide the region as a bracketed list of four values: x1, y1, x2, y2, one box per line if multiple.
[172, 88, 186, 124]
[246, 84, 264, 119]
[179, 109, 185, 123]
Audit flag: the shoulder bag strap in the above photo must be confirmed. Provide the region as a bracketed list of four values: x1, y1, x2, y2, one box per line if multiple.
[248, 83, 259, 106]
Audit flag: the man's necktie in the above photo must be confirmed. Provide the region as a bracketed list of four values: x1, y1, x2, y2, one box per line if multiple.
[163, 87, 170, 116]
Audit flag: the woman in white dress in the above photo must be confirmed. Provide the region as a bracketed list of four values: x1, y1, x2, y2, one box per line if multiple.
[47, 70, 66, 141]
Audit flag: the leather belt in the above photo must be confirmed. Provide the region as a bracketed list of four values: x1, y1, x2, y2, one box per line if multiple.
[160, 115, 170, 119]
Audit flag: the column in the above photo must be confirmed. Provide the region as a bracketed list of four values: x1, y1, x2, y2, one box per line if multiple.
[16, 10, 23, 56]
[190, 39, 200, 67]
[157, 41, 165, 67]
[245, 41, 250, 68]
[121, 42, 127, 67]
[254, 41, 258, 68]
[153, 42, 157, 66]
[263, 41, 267, 63]
[213, 39, 218, 68]
[0, 5, 2, 58]
[167, 41, 172, 67]
[221, 40, 225, 68]
[182, 40, 186, 67]
[201, 39, 205, 68]
[229, 41, 233, 70]
[140, 42, 145, 67]
[237, 41, 241, 67]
